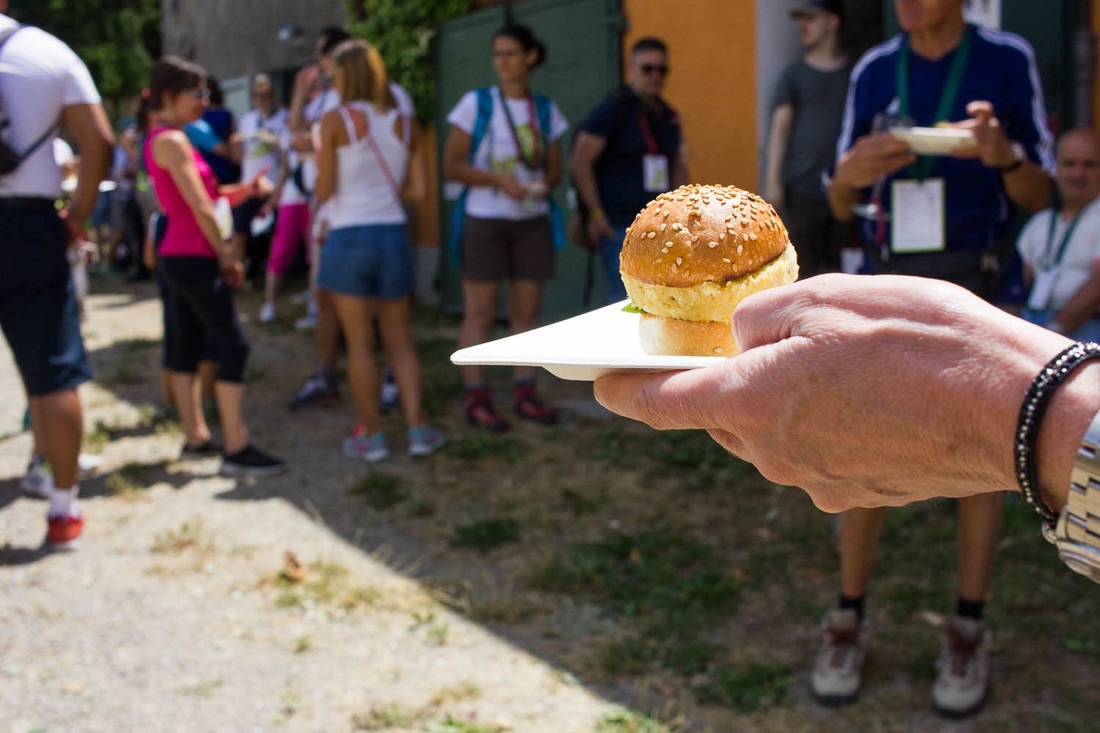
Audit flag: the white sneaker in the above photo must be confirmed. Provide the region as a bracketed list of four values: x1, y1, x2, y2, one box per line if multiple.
[290, 288, 312, 305]
[811, 609, 868, 706]
[932, 616, 991, 719]
[408, 425, 445, 457]
[259, 301, 277, 323]
[294, 313, 317, 331]
[20, 458, 51, 498]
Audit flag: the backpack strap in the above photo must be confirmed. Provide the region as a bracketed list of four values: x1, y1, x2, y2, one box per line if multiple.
[0, 24, 59, 175]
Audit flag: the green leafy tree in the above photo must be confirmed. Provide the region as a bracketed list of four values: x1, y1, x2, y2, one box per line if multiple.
[7, 0, 160, 118]
[344, 0, 475, 122]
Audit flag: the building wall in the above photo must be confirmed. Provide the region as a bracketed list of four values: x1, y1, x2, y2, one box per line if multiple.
[159, 0, 345, 81]
[620, 0, 760, 190]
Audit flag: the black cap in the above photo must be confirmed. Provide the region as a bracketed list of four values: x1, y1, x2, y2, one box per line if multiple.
[789, 0, 844, 22]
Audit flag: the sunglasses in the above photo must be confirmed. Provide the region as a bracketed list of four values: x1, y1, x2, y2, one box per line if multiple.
[640, 64, 669, 76]
[186, 87, 211, 100]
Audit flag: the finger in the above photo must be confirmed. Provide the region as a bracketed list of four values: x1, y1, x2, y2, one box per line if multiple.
[593, 366, 736, 431]
[966, 100, 994, 124]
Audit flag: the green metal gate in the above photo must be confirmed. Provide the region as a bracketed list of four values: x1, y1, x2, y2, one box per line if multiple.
[434, 0, 625, 323]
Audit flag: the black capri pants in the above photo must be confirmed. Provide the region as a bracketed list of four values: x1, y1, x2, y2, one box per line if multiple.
[157, 255, 249, 383]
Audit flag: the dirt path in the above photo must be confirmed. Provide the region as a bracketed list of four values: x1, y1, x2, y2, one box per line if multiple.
[0, 281, 619, 733]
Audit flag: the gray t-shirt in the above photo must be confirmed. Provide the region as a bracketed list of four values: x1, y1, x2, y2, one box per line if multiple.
[771, 59, 851, 200]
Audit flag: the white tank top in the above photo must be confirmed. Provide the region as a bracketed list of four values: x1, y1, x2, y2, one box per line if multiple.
[327, 101, 409, 229]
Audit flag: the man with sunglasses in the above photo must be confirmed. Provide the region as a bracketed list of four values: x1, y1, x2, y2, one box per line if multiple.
[571, 36, 688, 302]
[764, 0, 851, 277]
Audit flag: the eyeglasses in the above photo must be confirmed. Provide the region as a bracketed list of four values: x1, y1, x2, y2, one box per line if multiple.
[640, 64, 669, 76]
[186, 88, 211, 100]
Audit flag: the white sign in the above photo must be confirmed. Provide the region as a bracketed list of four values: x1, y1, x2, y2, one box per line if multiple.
[964, 0, 1001, 29]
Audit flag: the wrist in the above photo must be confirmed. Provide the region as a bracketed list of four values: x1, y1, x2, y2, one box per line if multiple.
[997, 142, 1026, 173]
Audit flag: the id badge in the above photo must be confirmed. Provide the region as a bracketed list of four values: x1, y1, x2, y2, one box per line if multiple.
[1027, 269, 1058, 311]
[890, 178, 946, 254]
[643, 154, 670, 193]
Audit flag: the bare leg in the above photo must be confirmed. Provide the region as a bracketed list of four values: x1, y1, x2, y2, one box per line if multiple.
[263, 270, 282, 306]
[315, 288, 340, 369]
[955, 492, 1003, 602]
[838, 507, 888, 599]
[29, 390, 82, 490]
[458, 279, 502, 385]
[214, 382, 249, 455]
[330, 292, 381, 434]
[377, 295, 422, 427]
[198, 360, 218, 404]
[507, 278, 544, 383]
[171, 372, 211, 448]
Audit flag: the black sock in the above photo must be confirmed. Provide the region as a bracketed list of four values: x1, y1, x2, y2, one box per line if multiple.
[839, 594, 865, 621]
[956, 598, 985, 621]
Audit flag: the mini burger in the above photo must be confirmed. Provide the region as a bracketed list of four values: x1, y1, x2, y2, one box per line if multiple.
[619, 184, 799, 356]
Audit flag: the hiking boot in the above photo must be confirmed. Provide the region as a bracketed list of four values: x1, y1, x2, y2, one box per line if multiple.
[811, 609, 868, 706]
[513, 383, 559, 425]
[465, 387, 509, 432]
[221, 445, 285, 477]
[408, 425, 445, 457]
[47, 512, 84, 549]
[20, 456, 51, 498]
[289, 371, 340, 410]
[932, 616, 991, 719]
[343, 426, 390, 463]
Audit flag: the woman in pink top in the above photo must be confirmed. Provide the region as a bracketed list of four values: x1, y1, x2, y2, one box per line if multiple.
[144, 56, 283, 476]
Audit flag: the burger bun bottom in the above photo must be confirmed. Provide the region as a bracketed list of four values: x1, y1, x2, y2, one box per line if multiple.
[638, 314, 738, 357]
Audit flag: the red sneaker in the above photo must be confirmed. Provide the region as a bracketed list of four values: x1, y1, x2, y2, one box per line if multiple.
[465, 388, 509, 432]
[513, 385, 559, 425]
[47, 513, 84, 548]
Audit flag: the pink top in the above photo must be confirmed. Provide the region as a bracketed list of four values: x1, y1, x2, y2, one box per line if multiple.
[143, 126, 218, 258]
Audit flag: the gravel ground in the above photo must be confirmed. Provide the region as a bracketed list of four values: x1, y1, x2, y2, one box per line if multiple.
[0, 283, 621, 733]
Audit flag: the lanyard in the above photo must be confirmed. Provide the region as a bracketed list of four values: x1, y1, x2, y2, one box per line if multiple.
[498, 88, 543, 170]
[1042, 208, 1083, 270]
[896, 25, 972, 180]
[637, 112, 659, 156]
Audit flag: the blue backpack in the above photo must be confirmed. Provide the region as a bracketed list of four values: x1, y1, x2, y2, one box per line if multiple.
[448, 86, 565, 265]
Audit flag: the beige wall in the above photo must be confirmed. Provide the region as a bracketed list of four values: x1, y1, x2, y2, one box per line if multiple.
[621, 0, 760, 190]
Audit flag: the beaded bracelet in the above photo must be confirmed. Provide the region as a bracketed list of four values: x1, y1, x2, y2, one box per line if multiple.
[1014, 341, 1100, 524]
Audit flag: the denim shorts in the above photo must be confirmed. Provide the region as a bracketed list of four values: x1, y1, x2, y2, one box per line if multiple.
[0, 199, 92, 396]
[316, 223, 413, 299]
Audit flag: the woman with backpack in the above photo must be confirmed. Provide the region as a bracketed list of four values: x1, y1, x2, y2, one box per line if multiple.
[313, 38, 444, 462]
[443, 24, 569, 432]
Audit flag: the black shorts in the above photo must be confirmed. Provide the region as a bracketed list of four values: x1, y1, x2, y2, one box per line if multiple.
[459, 215, 554, 282]
[0, 199, 92, 396]
[231, 195, 266, 236]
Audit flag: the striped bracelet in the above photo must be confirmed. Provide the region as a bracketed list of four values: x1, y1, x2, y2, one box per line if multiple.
[1015, 341, 1100, 524]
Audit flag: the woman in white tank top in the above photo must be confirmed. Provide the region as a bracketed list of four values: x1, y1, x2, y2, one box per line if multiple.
[313, 38, 444, 462]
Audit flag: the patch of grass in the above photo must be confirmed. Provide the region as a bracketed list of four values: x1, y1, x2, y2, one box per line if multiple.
[595, 710, 676, 733]
[293, 635, 311, 654]
[452, 518, 520, 551]
[116, 336, 159, 353]
[424, 717, 507, 733]
[406, 497, 438, 518]
[107, 363, 146, 386]
[151, 519, 208, 554]
[272, 560, 381, 613]
[692, 662, 790, 713]
[529, 528, 740, 676]
[448, 433, 528, 463]
[561, 487, 604, 515]
[84, 422, 112, 453]
[429, 681, 481, 706]
[106, 462, 162, 497]
[351, 705, 420, 730]
[348, 471, 409, 510]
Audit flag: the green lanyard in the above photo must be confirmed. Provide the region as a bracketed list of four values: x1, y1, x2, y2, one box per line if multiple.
[896, 25, 973, 180]
[1042, 209, 1083, 270]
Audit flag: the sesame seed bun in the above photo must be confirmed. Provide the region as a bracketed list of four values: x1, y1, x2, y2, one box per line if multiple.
[619, 184, 799, 356]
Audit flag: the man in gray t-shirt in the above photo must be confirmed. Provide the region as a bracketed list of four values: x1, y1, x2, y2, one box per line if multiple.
[764, 0, 852, 276]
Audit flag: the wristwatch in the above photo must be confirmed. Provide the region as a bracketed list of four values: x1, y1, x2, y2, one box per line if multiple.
[1043, 408, 1100, 582]
[998, 142, 1026, 173]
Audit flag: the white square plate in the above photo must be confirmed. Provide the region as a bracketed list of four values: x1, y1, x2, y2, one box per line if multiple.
[450, 300, 724, 381]
[890, 126, 974, 156]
